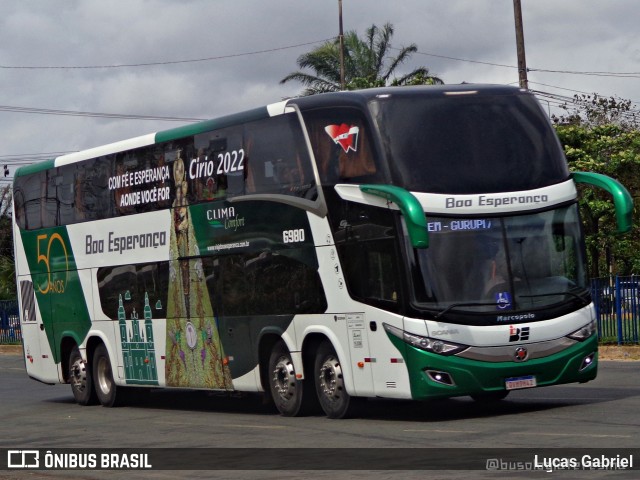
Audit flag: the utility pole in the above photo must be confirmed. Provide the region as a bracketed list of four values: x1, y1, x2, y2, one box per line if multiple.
[513, 0, 529, 89]
[338, 0, 345, 90]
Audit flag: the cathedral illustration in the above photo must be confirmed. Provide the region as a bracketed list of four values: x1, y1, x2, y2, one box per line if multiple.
[118, 292, 159, 385]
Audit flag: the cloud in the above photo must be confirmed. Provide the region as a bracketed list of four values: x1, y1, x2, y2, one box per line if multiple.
[1, 0, 640, 161]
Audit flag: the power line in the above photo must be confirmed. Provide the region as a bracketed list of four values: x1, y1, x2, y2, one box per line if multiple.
[0, 151, 70, 158]
[411, 49, 517, 70]
[415, 49, 640, 81]
[411, 47, 640, 82]
[1, 32, 638, 82]
[529, 81, 640, 108]
[529, 81, 601, 97]
[0, 151, 72, 161]
[0, 104, 204, 122]
[0, 38, 334, 70]
[528, 68, 640, 79]
[0, 86, 636, 179]
[532, 89, 640, 123]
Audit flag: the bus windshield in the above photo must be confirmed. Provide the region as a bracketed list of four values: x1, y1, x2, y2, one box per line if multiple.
[410, 204, 589, 320]
[371, 91, 569, 194]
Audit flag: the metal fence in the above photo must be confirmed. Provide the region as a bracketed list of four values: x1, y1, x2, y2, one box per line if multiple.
[0, 299, 20, 344]
[1, 281, 639, 345]
[592, 276, 640, 344]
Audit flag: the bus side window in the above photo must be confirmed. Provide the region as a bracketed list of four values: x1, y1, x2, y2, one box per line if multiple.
[304, 109, 377, 185]
[13, 188, 26, 230]
[337, 126, 376, 180]
[333, 203, 400, 311]
[243, 114, 315, 199]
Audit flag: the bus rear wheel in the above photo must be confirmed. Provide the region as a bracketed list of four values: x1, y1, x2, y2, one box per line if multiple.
[314, 341, 360, 419]
[268, 341, 308, 416]
[69, 346, 97, 406]
[93, 344, 122, 407]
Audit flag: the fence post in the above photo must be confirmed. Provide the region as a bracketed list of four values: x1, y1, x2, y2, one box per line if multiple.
[592, 279, 602, 340]
[615, 276, 624, 345]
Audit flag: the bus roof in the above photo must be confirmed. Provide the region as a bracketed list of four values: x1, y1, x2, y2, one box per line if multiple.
[288, 84, 527, 110]
[14, 84, 526, 178]
[14, 105, 273, 178]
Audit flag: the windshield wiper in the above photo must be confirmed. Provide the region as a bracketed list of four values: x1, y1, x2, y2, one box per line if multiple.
[434, 290, 590, 319]
[434, 301, 501, 319]
[518, 290, 590, 306]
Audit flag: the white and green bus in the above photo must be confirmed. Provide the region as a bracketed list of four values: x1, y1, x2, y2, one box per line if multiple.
[12, 85, 632, 418]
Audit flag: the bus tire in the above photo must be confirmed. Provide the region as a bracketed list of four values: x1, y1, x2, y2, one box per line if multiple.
[69, 346, 97, 406]
[93, 343, 122, 407]
[314, 341, 360, 419]
[268, 341, 307, 416]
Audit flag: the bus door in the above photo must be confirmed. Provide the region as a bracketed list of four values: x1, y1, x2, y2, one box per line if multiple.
[362, 313, 412, 399]
[334, 235, 406, 397]
[342, 312, 409, 399]
[342, 312, 375, 396]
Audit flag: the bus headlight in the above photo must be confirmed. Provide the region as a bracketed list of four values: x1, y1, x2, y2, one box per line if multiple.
[383, 323, 468, 356]
[567, 320, 597, 341]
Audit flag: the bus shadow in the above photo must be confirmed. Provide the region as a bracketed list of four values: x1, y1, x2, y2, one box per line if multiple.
[126, 388, 278, 415]
[46, 383, 639, 421]
[357, 385, 639, 421]
[46, 387, 276, 415]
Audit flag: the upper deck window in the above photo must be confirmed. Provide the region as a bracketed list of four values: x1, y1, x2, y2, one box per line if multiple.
[14, 112, 318, 230]
[302, 108, 384, 186]
[371, 92, 569, 194]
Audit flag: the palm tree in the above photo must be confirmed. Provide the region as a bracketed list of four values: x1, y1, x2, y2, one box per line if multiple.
[281, 23, 443, 96]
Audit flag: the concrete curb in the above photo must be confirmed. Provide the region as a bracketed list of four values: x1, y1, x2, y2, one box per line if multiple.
[1, 343, 639, 359]
[0, 345, 23, 355]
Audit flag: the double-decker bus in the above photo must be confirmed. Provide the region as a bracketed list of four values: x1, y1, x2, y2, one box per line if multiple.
[12, 85, 632, 418]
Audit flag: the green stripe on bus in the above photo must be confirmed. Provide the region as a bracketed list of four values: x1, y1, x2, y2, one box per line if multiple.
[20, 226, 92, 364]
[14, 159, 56, 178]
[155, 107, 271, 144]
[359, 184, 429, 248]
[572, 171, 633, 234]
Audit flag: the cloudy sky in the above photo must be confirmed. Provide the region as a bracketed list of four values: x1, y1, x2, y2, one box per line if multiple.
[1, 0, 639, 182]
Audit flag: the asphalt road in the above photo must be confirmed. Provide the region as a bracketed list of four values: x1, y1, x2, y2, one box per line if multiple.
[0, 352, 638, 479]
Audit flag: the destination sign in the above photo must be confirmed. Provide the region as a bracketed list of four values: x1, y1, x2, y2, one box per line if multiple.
[427, 219, 494, 232]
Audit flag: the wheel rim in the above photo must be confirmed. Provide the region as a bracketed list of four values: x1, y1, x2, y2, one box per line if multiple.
[70, 357, 88, 392]
[96, 356, 112, 395]
[272, 355, 296, 401]
[318, 355, 344, 402]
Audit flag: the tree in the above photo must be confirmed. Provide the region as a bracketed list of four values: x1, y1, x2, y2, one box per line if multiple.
[553, 94, 640, 277]
[553, 93, 639, 130]
[280, 23, 443, 96]
[0, 185, 15, 299]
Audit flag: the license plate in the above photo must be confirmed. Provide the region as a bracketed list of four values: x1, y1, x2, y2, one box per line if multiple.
[505, 375, 537, 390]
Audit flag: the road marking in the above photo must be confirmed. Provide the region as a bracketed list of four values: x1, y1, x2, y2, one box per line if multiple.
[223, 424, 288, 429]
[404, 429, 480, 434]
[154, 420, 286, 430]
[403, 430, 631, 438]
[512, 432, 631, 438]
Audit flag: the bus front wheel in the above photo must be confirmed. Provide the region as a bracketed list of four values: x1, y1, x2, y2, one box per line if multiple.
[93, 344, 122, 407]
[69, 346, 97, 406]
[314, 341, 360, 419]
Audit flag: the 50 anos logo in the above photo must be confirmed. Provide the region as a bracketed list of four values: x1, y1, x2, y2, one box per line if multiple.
[36, 233, 69, 295]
